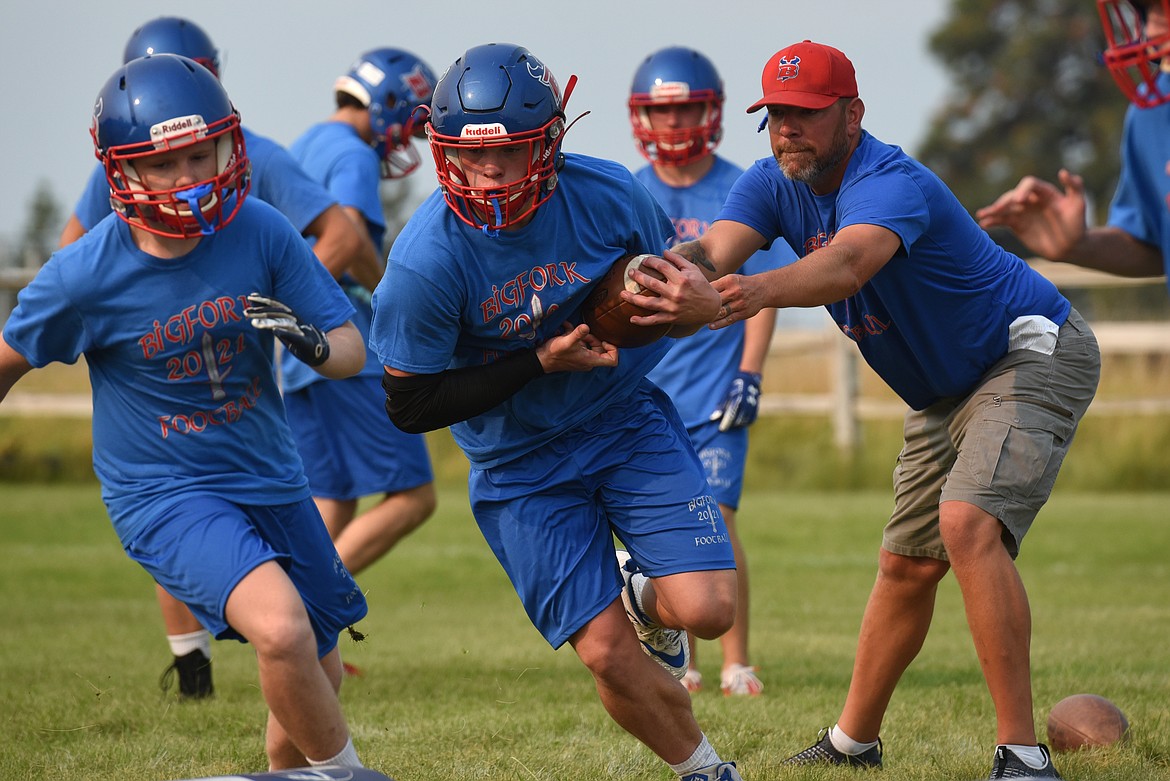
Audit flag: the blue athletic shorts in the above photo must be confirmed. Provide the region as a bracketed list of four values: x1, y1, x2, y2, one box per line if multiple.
[123, 495, 368, 658]
[468, 382, 736, 648]
[284, 375, 433, 500]
[687, 419, 748, 510]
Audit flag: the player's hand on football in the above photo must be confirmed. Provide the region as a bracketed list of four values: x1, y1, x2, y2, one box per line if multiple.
[623, 250, 721, 327]
[710, 370, 762, 431]
[244, 293, 331, 367]
[536, 322, 619, 373]
[975, 169, 1087, 260]
[709, 273, 766, 331]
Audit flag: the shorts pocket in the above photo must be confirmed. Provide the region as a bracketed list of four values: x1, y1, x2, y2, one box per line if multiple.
[971, 406, 1074, 506]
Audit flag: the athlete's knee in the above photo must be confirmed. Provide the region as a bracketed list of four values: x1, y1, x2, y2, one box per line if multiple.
[665, 572, 737, 639]
[247, 612, 317, 661]
[939, 501, 1008, 564]
[388, 483, 437, 528]
[877, 548, 949, 588]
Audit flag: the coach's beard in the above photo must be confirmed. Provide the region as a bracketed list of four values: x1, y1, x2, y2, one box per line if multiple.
[774, 125, 850, 185]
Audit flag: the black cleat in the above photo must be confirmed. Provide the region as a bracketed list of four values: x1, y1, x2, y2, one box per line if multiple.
[988, 744, 1061, 779]
[159, 650, 214, 700]
[783, 728, 883, 768]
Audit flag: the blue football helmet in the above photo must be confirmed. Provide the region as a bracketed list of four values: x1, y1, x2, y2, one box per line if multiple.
[628, 46, 723, 166]
[123, 16, 221, 77]
[426, 43, 574, 232]
[1098, 0, 1170, 107]
[91, 54, 249, 238]
[334, 48, 437, 179]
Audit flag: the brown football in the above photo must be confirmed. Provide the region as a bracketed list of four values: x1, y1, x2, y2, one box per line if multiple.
[579, 253, 672, 348]
[1046, 694, 1129, 752]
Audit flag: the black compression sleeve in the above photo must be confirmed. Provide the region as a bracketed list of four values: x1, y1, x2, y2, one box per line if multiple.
[382, 349, 544, 434]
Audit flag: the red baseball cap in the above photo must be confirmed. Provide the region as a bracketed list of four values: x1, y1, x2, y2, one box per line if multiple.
[746, 40, 858, 113]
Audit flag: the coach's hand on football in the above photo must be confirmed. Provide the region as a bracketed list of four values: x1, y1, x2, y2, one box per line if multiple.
[537, 322, 619, 373]
[623, 250, 721, 327]
[709, 274, 766, 331]
[244, 293, 331, 367]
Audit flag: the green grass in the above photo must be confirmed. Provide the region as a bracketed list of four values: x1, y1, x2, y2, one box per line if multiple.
[1, 485, 1168, 780]
[5, 411, 1170, 491]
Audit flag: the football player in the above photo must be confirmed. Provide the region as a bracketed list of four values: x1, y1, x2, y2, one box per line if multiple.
[1, 53, 369, 771]
[630, 45, 796, 698]
[369, 42, 745, 781]
[285, 49, 440, 678]
[58, 15, 380, 700]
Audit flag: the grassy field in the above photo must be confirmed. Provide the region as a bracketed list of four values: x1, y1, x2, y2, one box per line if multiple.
[1, 484, 1168, 781]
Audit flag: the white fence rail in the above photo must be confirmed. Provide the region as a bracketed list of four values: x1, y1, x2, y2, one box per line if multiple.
[3, 263, 1168, 446]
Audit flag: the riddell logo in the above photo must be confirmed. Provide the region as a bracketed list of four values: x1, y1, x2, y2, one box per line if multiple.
[460, 123, 508, 138]
[649, 81, 691, 100]
[157, 118, 196, 134]
[150, 114, 209, 144]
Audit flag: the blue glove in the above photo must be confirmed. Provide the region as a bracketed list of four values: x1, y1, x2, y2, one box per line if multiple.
[709, 371, 762, 432]
[244, 293, 330, 367]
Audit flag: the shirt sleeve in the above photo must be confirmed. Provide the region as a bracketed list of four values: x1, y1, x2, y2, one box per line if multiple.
[2, 260, 88, 367]
[248, 137, 338, 235]
[74, 164, 113, 231]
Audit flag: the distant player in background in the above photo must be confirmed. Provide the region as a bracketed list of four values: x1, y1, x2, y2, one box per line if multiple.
[370, 42, 746, 781]
[56, 15, 380, 701]
[287, 49, 439, 678]
[652, 40, 1099, 779]
[977, 0, 1170, 302]
[629, 46, 793, 698]
[1, 54, 369, 771]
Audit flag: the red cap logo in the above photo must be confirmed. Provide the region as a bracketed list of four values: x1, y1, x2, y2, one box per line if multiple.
[747, 40, 858, 113]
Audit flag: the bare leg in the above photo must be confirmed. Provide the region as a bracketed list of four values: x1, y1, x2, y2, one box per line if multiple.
[316, 483, 436, 576]
[717, 503, 752, 668]
[156, 583, 204, 635]
[639, 568, 737, 641]
[940, 500, 1038, 745]
[316, 497, 359, 543]
[571, 601, 704, 763]
[265, 648, 345, 769]
[225, 561, 352, 769]
[837, 550, 949, 741]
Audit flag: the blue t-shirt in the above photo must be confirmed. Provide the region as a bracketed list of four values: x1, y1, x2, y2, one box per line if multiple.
[370, 153, 674, 468]
[718, 131, 1070, 410]
[1107, 70, 1170, 295]
[284, 121, 387, 392]
[74, 127, 336, 235]
[3, 199, 355, 543]
[637, 156, 794, 428]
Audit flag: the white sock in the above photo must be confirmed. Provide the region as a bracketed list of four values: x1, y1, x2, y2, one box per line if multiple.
[167, 630, 211, 659]
[308, 736, 363, 768]
[830, 724, 880, 755]
[668, 735, 720, 775]
[1002, 744, 1048, 769]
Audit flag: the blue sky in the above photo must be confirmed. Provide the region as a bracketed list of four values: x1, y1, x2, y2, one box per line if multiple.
[0, 0, 947, 242]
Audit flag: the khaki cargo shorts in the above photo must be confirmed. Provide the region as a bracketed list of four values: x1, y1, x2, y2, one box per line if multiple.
[886, 308, 1100, 561]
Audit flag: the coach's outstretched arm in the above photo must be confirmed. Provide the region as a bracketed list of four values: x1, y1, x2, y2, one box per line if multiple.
[621, 222, 766, 331]
[673, 220, 770, 280]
